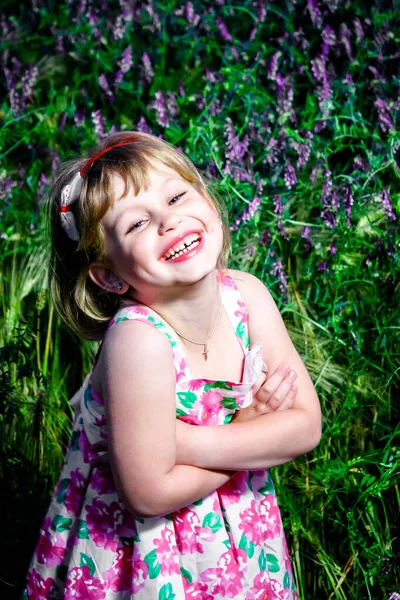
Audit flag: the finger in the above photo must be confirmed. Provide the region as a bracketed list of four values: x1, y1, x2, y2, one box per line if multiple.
[276, 385, 297, 411]
[252, 372, 267, 396]
[257, 364, 292, 402]
[265, 371, 297, 410]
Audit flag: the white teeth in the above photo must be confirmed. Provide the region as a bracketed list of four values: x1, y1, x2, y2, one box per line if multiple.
[164, 234, 201, 259]
[165, 238, 200, 260]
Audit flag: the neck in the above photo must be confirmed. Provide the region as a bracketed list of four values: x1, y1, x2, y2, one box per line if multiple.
[128, 269, 222, 340]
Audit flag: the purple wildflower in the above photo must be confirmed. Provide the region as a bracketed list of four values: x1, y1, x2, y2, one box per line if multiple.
[205, 70, 217, 83]
[224, 119, 249, 164]
[98, 74, 114, 102]
[381, 189, 397, 222]
[143, 1, 162, 33]
[388, 593, 400, 600]
[231, 197, 262, 231]
[270, 252, 289, 296]
[247, 245, 254, 257]
[329, 244, 337, 254]
[119, 46, 133, 74]
[307, 0, 323, 28]
[290, 131, 313, 170]
[175, 2, 200, 26]
[343, 186, 354, 227]
[265, 138, 280, 167]
[257, 0, 267, 22]
[267, 51, 282, 80]
[136, 116, 151, 134]
[58, 112, 67, 131]
[56, 36, 66, 55]
[375, 98, 394, 133]
[149, 91, 170, 128]
[0, 173, 16, 202]
[301, 226, 314, 250]
[340, 24, 353, 59]
[321, 25, 337, 56]
[36, 173, 49, 205]
[353, 18, 364, 43]
[318, 261, 327, 272]
[141, 52, 154, 85]
[74, 109, 85, 127]
[91, 109, 106, 139]
[260, 229, 271, 246]
[216, 18, 232, 42]
[284, 163, 297, 189]
[273, 194, 283, 217]
[114, 14, 127, 40]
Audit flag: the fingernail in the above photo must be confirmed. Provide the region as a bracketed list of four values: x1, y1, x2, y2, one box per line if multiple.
[288, 370, 296, 379]
[281, 364, 289, 372]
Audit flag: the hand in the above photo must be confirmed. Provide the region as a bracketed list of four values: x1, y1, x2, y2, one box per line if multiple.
[232, 363, 297, 423]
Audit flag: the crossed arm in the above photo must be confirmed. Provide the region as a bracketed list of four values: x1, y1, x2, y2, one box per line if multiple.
[100, 273, 321, 518]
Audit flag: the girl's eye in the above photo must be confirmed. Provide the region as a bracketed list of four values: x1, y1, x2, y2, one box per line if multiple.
[126, 192, 186, 233]
[169, 192, 186, 205]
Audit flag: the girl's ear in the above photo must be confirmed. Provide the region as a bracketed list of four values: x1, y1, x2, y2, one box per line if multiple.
[88, 264, 129, 295]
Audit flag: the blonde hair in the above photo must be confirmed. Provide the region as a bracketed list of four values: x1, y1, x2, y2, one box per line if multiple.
[47, 131, 231, 340]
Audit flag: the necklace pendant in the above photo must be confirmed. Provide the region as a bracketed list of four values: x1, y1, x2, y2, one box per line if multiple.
[203, 343, 208, 361]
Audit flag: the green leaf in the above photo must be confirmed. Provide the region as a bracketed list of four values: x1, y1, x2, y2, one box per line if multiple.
[177, 391, 197, 408]
[77, 519, 89, 539]
[144, 549, 161, 579]
[56, 478, 69, 504]
[80, 553, 96, 576]
[223, 539, 231, 549]
[56, 565, 68, 583]
[115, 316, 129, 323]
[52, 514, 72, 532]
[221, 397, 239, 410]
[258, 549, 267, 571]
[235, 320, 245, 340]
[70, 430, 80, 451]
[224, 413, 235, 424]
[204, 381, 233, 391]
[266, 553, 280, 573]
[176, 408, 188, 418]
[180, 567, 192, 584]
[159, 583, 176, 600]
[283, 571, 290, 589]
[239, 532, 255, 558]
[202, 512, 222, 533]
[193, 498, 203, 506]
[258, 476, 275, 496]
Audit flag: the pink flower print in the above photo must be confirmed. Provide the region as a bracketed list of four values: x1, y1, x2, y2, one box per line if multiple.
[246, 569, 272, 600]
[91, 467, 116, 495]
[64, 566, 106, 600]
[219, 471, 249, 508]
[86, 498, 123, 551]
[126, 305, 149, 315]
[26, 568, 59, 600]
[183, 578, 214, 600]
[198, 390, 224, 425]
[153, 527, 180, 576]
[176, 356, 189, 383]
[200, 550, 244, 598]
[187, 378, 209, 391]
[64, 468, 86, 516]
[79, 426, 96, 464]
[217, 270, 235, 288]
[259, 493, 282, 541]
[90, 385, 104, 405]
[175, 508, 215, 555]
[239, 499, 263, 545]
[103, 545, 148, 593]
[234, 300, 248, 324]
[34, 518, 66, 568]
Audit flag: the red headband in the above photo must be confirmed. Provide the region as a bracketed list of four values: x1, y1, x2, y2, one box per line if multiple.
[79, 141, 135, 177]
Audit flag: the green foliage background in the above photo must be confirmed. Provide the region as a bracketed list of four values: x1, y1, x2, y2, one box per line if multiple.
[0, 1, 399, 598]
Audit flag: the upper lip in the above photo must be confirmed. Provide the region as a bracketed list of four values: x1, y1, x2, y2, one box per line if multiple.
[160, 230, 202, 259]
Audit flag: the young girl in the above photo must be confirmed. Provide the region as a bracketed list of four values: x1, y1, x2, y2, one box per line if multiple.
[25, 131, 321, 599]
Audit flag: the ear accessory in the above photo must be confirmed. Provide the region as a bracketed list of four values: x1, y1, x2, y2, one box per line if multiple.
[59, 141, 135, 241]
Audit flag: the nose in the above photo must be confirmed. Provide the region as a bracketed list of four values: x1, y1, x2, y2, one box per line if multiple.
[157, 207, 182, 235]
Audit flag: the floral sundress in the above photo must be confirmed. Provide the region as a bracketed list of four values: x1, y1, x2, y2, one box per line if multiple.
[25, 270, 297, 600]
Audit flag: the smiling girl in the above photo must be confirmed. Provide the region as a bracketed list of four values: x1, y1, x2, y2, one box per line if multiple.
[25, 132, 321, 599]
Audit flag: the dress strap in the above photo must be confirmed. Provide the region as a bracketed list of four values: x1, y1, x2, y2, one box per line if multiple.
[217, 270, 250, 352]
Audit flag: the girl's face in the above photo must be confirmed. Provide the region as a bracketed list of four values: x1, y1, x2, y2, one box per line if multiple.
[92, 161, 223, 301]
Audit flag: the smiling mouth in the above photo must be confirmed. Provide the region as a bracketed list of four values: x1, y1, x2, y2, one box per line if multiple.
[163, 233, 202, 261]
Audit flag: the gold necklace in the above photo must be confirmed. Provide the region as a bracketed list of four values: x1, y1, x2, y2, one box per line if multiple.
[169, 294, 222, 361]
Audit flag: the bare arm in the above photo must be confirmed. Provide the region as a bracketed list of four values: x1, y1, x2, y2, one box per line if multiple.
[102, 320, 233, 518]
[177, 270, 322, 471]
